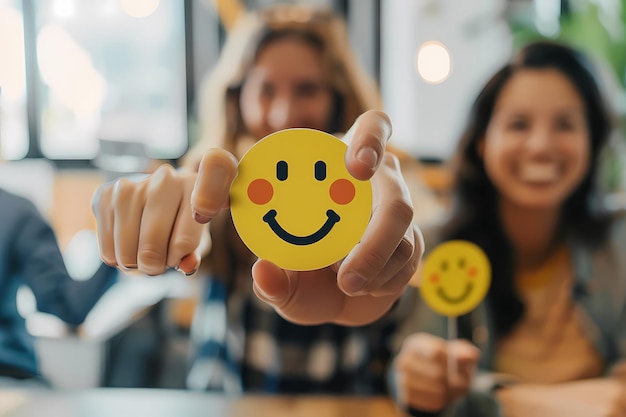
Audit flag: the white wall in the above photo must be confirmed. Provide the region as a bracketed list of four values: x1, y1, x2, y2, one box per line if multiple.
[381, 0, 513, 161]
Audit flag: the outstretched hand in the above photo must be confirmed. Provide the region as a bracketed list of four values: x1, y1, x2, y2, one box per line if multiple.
[93, 110, 423, 325]
[194, 110, 422, 325]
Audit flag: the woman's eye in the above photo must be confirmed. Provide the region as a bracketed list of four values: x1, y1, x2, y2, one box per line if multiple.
[261, 84, 275, 98]
[296, 83, 321, 98]
[556, 119, 576, 131]
[509, 120, 528, 131]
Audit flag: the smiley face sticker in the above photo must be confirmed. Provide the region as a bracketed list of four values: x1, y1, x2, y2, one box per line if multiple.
[420, 240, 491, 317]
[230, 128, 372, 271]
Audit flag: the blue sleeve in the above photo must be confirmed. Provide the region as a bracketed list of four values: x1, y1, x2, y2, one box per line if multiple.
[12, 198, 116, 325]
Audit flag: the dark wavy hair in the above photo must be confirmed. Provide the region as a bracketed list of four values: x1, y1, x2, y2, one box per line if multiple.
[443, 41, 613, 338]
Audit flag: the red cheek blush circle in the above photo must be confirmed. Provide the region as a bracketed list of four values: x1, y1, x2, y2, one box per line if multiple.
[329, 179, 355, 205]
[248, 179, 273, 205]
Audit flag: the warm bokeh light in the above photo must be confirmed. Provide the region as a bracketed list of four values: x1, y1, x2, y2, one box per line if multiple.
[213, 0, 245, 30]
[119, 0, 160, 18]
[416, 41, 451, 84]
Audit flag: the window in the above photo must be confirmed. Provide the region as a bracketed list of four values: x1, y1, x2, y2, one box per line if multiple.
[6, 0, 190, 162]
[0, 0, 29, 160]
[35, 0, 188, 160]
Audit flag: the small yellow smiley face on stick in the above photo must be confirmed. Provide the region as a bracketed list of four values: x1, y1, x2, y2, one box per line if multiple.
[420, 240, 491, 317]
[230, 128, 372, 271]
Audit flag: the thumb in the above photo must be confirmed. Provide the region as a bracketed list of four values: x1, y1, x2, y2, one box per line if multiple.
[446, 339, 480, 398]
[251, 260, 345, 325]
[449, 339, 480, 367]
[251, 259, 292, 304]
[343, 110, 392, 180]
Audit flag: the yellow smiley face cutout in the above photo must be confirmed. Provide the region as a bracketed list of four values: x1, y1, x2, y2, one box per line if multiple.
[230, 128, 372, 271]
[420, 240, 491, 317]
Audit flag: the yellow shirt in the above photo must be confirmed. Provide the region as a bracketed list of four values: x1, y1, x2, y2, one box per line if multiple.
[495, 245, 604, 383]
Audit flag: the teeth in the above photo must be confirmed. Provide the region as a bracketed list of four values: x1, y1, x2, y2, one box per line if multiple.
[519, 163, 559, 182]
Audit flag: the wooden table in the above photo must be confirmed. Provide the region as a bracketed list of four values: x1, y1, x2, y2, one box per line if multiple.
[0, 389, 405, 417]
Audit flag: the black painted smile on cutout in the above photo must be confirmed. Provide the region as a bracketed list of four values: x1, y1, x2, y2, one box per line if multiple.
[436, 282, 474, 304]
[263, 209, 340, 245]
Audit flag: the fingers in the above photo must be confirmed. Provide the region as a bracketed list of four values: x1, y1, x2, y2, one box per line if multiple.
[167, 177, 206, 271]
[251, 260, 293, 304]
[343, 110, 392, 180]
[91, 164, 206, 277]
[93, 182, 116, 266]
[136, 166, 188, 275]
[366, 225, 422, 297]
[251, 259, 346, 325]
[447, 339, 480, 399]
[175, 254, 195, 275]
[395, 333, 480, 412]
[112, 178, 145, 269]
[396, 333, 449, 412]
[400, 376, 448, 413]
[337, 153, 420, 296]
[191, 148, 238, 223]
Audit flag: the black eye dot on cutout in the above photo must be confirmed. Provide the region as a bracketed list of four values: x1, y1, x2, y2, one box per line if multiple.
[458, 258, 466, 269]
[441, 260, 448, 271]
[315, 161, 326, 181]
[276, 161, 288, 181]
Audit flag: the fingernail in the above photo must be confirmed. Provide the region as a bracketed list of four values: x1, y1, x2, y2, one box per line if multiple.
[193, 159, 231, 222]
[340, 272, 367, 295]
[210, 163, 230, 186]
[193, 211, 211, 224]
[177, 255, 199, 276]
[175, 266, 198, 277]
[198, 160, 231, 202]
[356, 147, 379, 169]
[120, 264, 138, 271]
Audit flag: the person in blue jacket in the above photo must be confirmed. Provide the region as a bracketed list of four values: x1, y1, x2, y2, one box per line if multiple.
[0, 187, 117, 385]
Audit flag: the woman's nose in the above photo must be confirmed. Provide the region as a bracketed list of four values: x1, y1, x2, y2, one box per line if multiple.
[267, 97, 298, 130]
[525, 127, 554, 153]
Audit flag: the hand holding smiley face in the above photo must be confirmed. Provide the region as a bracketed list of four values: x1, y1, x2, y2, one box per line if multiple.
[92, 110, 422, 326]
[230, 129, 372, 271]
[419, 241, 491, 317]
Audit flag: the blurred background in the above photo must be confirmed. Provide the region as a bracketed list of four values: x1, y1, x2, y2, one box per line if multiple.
[0, 0, 625, 389]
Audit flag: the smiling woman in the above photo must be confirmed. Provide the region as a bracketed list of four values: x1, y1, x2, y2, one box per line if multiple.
[394, 41, 626, 417]
[480, 68, 591, 211]
[91, 3, 423, 397]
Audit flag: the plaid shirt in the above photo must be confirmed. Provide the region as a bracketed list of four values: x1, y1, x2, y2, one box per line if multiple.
[187, 274, 409, 395]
